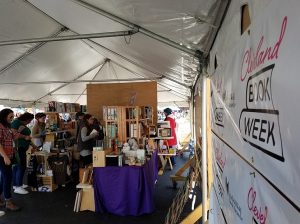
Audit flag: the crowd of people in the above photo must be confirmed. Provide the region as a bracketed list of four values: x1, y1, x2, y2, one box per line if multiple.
[0, 108, 176, 216]
[0, 109, 104, 216]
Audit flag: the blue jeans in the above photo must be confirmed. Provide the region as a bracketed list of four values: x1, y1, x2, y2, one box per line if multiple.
[170, 145, 177, 165]
[12, 147, 27, 187]
[0, 156, 13, 199]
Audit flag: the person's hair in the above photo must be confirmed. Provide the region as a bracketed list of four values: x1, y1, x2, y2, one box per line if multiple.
[35, 112, 46, 120]
[76, 112, 85, 120]
[18, 112, 34, 122]
[93, 118, 99, 125]
[83, 114, 93, 132]
[0, 108, 14, 127]
[163, 108, 172, 116]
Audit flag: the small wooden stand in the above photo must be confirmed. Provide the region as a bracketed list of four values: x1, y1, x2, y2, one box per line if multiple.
[170, 156, 194, 188]
[74, 167, 95, 212]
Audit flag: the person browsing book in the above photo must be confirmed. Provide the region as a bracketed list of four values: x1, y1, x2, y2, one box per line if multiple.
[78, 114, 98, 167]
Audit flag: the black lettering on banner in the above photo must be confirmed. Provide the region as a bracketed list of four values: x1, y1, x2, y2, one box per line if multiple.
[214, 107, 225, 127]
[239, 64, 283, 162]
[248, 77, 271, 103]
[246, 64, 274, 110]
[239, 109, 283, 161]
[244, 117, 275, 146]
[259, 119, 267, 142]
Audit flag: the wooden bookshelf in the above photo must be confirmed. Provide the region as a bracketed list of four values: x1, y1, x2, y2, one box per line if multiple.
[103, 106, 153, 145]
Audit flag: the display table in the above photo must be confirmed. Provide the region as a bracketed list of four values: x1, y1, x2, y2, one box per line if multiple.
[93, 151, 158, 216]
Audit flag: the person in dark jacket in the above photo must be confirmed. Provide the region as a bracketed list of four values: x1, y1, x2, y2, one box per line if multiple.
[78, 114, 98, 167]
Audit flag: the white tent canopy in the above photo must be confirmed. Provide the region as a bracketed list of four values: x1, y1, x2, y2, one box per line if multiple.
[0, 0, 229, 108]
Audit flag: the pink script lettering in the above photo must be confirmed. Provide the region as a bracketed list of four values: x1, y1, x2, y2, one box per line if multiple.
[241, 16, 287, 81]
[248, 187, 268, 224]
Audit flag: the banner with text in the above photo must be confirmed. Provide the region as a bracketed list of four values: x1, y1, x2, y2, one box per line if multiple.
[209, 0, 300, 223]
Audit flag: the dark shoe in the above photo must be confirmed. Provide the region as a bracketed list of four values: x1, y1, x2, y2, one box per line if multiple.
[5, 199, 21, 211]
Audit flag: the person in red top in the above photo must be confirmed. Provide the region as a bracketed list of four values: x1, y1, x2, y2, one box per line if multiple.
[163, 108, 177, 165]
[0, 108, 30, 211]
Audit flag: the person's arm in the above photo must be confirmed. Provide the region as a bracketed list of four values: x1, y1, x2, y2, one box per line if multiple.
[81, 127, 97, 142]
[11, 128, 31, 141]
[0, 144, 10, 165]
[0, 127, 10, 165]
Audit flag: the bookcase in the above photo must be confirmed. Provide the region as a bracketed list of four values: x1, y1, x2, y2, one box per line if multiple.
[44, 112, 76, 148]
[103, 106, 153, 145]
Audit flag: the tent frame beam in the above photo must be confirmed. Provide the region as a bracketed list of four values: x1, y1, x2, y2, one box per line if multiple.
[0, 27, 67, 76]
[33, 60, 106, 103]
[72, 0, 203, 58]
[84, 39, 191, 89]
[0, 30, 138, 47]
[0, 78, 158, 85]
[108, 58, 190, 98]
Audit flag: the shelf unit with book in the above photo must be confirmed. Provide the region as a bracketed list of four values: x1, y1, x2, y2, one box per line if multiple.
[103, 106, 153, 145]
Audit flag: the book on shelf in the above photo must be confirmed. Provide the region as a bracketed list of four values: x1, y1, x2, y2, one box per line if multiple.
[107, 124, 117, 138]
[129, 123, 138, 138]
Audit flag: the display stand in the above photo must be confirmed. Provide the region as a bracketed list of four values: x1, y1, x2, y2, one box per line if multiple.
[170, 156, 195, 188]
[157, 151, 176, 175]
[74, 167, 95, 212]
[103, 106, 153, 145]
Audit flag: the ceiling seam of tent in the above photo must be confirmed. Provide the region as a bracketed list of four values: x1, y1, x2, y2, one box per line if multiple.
[0, 27, 66, 77]
[33, 60, 105, 103]
[110, 60, 161, 81]
[74, 59, 108, 103]
[109, 60, 189, 98]
[190, 0, 230, 94]
[51, 94, 85, 96]
[82, 39, 191, 89]
[158, 80, 189, 94]
[202, 0, 230, 55]
[72, 0, 203, 58]
[157, 83, 189, 98]
[109, 61, 119, 81]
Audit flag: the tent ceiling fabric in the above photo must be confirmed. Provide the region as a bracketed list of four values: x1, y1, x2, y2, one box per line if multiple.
[0, 0, 228, 108]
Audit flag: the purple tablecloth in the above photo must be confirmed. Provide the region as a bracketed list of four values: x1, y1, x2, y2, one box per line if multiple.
[93, 151, 158, 216]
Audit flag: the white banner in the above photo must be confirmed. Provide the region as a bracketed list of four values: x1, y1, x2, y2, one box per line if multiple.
[209, 0, 300, 223]
[209, 134, 300, 224]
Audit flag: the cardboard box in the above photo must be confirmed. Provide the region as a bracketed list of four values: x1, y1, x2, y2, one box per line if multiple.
[37, 175, 57, 192]
[93, 150, 106, 167]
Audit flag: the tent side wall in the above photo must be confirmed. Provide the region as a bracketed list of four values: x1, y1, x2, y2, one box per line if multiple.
[208, 0, 300, 223]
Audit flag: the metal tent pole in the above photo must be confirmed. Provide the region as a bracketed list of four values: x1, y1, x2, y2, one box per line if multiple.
[0, 27, 66, 76]
[0, 30, 137, 46]
[201, 76, 207, 224]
